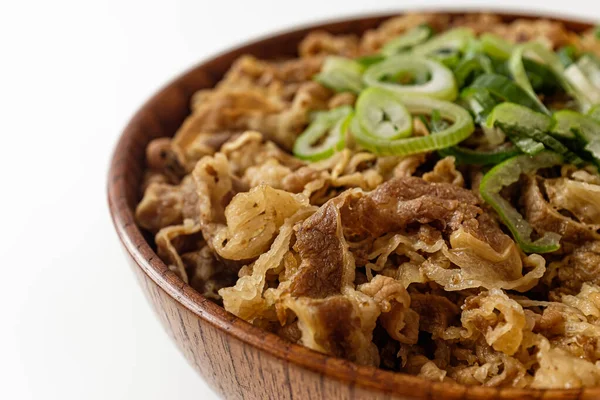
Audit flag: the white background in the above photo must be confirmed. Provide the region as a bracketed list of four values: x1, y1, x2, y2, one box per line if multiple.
[1, 1, 599, 399]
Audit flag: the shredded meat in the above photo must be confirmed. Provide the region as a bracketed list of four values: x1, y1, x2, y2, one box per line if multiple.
[282, 294, 380, 366]
[136, 175, 198, 233]
[299, 31, 359, 58]
[544, 177, 600, 225]
[533, 304, 566, 337]
[490, 18, 576, 48]
[521, 175, 600, 246]
[281, 167, 324, 193]
[422, 156, 465, 187]
[289, 200, 353, 298]
[290, 176, 481, 299]
[552, 241, 600, 293]
[339, 176, 481, 240]
[410, 293, 460, 337]
[184, 245, 238, 301]
[460, 289, 529, 356]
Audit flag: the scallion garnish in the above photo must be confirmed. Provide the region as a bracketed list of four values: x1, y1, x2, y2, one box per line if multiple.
[298, 22, 600, 256]
[355, 87, 412, 140]
[576, 54, 600, 89]
[351, 90, 474, 156]
[438, 143, 521, 165]
[557, 45, 577, 67]
[314, 56, 365, 94]
[469, 73, 548, 114]
[411, 27, 474, 58]
[381, 24, 433, 56]
[488, 103, 583, 163]
[552, 110, 600, 164]
[480, 151, 563, 253]
[509, 42, 597, 113]
[453, 54, 494, 88]
[480, 33, 513, 59]
[363, 55, 458, 100]
[293, 106, 353, 161]
[589, 104, 600, 122]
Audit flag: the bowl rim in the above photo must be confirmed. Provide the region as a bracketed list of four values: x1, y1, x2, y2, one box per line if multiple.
[108, 9, 600, 398]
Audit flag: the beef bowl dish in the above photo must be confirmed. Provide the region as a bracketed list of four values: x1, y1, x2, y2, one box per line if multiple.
[116, 11, 600, 397]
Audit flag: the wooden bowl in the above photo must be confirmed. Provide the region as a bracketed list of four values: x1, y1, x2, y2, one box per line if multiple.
[108, 11, 598, 400]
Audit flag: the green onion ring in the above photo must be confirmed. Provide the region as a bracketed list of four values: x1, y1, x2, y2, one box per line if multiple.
[355, 87, 412, 140]
[381, 24, 433, 56]
[293, 106, 353, 161]
[363, 54, 458, 101]
[351, 91, 474, 156]
[411, 27, 474, 57]
[314, 56, 365, 94]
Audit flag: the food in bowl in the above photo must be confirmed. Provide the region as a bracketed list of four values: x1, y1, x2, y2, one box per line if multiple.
[135, 13, 600, 389]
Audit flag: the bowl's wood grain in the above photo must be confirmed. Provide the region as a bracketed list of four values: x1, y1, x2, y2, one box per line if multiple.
[108, 11, 599, 400]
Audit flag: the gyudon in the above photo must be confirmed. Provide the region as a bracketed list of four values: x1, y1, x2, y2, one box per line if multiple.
[136, 13, 600, 388]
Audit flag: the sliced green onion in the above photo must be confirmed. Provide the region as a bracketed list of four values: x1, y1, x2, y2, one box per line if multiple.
[460, 86, 505, 145]
[453, 54, 494, 88]
[314, 56, 365, 94]
[419, 109, 451, 134]
[552, 109, 598, 139]
[557, 45, 577, 67]
[589, 104, 600, 121]
[355, 87, 412, 139]
[522, 58, 561, 92]
[490, 59, 511, 77]
[417, 114, 432, 133]
[430, 108, 449, 132]
[595, 25, 600, 39]
[585, 141, 600, 165]
[576, 54, 600, 89]
[488, 102, 553, 132]
[553, 110, 600, 163]
[488, 103, 582, 163]
[381, 24, 433, 56]
[564, 64, 600, 109]
[351, 91, 474, 156]
[463, 37, 484, 58]
[508, 42, 553, 114]
[460, 86, 498, 123]
[480, 33, 514, 60]
[480, 151, 563, 253]
[438, 143, 521, 165]
[470, 73, 549, 114]
[355, 54, 386, 68]
[293, 106, 353, 161]
[510, 41, 596, 112]
[487, 104, 547, 157]
[363, 55, 457, 100]
[429, 48, 462, 68]
[491, 58, 556, 92]
[412, 27, 474, 57]
[505, 135, 546, 155]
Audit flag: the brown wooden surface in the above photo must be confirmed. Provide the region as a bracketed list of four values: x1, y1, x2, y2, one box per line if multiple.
[108, 11, 599, 400]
